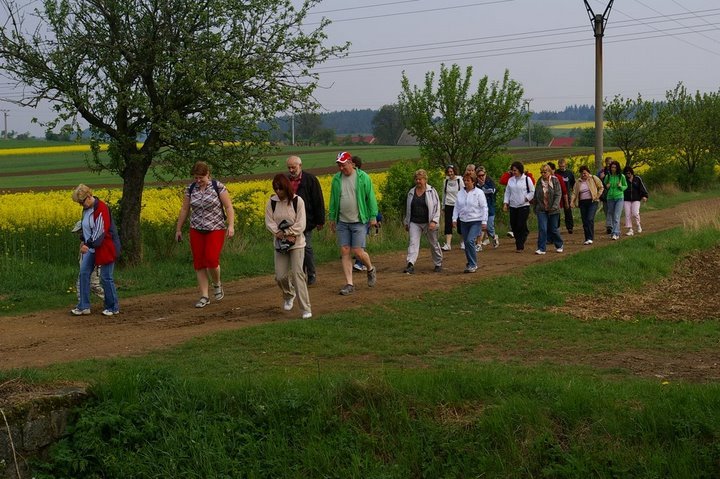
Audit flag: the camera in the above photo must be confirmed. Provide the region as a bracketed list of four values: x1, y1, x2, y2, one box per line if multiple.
[275, 219, 295, 254]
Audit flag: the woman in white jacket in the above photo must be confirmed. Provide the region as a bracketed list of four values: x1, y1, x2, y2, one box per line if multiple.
[265, 174, 312, 319]
[452, 172, 488, 273]
[403, 169, 443, 274]
[502, 161, 535, 252]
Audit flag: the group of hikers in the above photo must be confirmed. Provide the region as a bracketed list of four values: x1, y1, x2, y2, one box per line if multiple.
[70, 153, 648, 319]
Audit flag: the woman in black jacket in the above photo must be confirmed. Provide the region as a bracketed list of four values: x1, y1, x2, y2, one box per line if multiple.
[622, 166, 649, 236]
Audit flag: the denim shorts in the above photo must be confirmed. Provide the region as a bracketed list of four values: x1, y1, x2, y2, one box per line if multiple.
[336, 221, 368, 248]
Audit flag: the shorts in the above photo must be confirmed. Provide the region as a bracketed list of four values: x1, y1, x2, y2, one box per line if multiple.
[190, 228, 226, 270]
[336, 221, 368, 249]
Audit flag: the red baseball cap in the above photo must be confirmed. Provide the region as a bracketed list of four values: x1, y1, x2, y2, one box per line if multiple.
[336, 151, 352, 164]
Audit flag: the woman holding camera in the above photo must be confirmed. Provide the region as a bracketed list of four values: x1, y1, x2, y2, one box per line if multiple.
[265, 174, 312, 319]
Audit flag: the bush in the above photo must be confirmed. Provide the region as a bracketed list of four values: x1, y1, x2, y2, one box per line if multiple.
[642, 161, 719, 191]
[378, 158, 444, 221]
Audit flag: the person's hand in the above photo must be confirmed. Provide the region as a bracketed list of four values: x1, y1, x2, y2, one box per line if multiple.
[503, 203, 509, 212]
[227, 226, 235, 238]
[369, 218, 377, 227]
[80, 243, 89, 254]
[481, 224, 487, 232]
[642, 197, 648, 203]
[275, 230, 285, 240]
[404, 224, 409, 232]
[175, 231, 182, 242]
[429, 221, 437, 231]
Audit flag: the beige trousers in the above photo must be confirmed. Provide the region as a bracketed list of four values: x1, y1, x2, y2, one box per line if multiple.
[274, 247, 311, 314]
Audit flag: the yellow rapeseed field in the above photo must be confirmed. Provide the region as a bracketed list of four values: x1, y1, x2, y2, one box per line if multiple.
[0, 173, 388, 231]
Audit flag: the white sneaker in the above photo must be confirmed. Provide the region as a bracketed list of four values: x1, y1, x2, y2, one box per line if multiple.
[637, 226, 642, 233]
[70, 308, 91, 316]
[283, 297, 295, 311]
[481, 238, 490, 246]
[556, 247, 564, 253]
[475, 243, 482, 252]
[535, 249, 546, 255]
[611, 235, 619, 241]
[102, 309, 119, 316]
[441, 243, 451, 251]
[507, 231, 514, 238]
[302, 311, 312, 319]
[460, 242, 465, 250]
[626, 229, 634, 236]
[493, 235, 499, 248]
[583, 239, 593, 245]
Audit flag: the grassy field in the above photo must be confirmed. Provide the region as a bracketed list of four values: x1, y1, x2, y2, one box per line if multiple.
[10, 215, 720, 478]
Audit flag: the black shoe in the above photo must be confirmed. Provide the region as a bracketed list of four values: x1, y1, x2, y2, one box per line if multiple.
[403, 262, 414, 274]
[567, 229, 573, 234]
[433, 265, 442, 273]
[606, 226, 612, 234]
[307, 274, 316, 286]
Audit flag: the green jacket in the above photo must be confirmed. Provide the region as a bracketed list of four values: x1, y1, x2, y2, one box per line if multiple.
[603, 173, 627, 200]
[328, 168, 379, 223]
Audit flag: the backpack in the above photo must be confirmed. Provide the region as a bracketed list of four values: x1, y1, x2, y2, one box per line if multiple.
[188, 179, 226, 221]
[271, 196, 299, 213]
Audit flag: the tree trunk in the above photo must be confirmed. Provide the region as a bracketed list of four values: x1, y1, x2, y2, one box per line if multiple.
[118, 157, 151, 265]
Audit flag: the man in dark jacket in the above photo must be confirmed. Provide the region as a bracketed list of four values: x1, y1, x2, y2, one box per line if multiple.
[556, 158, 576, 234]
[287, 155, 325, 285]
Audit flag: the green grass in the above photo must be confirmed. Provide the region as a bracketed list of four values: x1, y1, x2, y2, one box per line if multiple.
[16, 222, 720, 478]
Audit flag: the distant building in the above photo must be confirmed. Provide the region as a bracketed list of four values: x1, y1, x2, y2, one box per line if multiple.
[337, 134, 376, 145]
[548, 137, 576, 147]
[396, 129, 418, 146]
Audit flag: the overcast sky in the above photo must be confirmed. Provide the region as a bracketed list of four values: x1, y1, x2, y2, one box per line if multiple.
[2, 0, 720, 136]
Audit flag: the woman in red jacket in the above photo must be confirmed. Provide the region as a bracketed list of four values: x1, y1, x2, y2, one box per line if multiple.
[71, 184, 120, 316]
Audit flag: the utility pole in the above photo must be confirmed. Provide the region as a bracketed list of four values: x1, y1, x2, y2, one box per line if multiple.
[584, 0, 614, 172]
[0, 110, 8, 139]
[291, 113, 295, 146]
[523, 99, 532, 146]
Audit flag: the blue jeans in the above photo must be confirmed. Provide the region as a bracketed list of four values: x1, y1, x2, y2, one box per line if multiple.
[487, 214, 496, 238]
[606, 199, 624, 236]
[536, 212, 563, 252]
[78, 251, 119, 312]
[461, 220, 481, 268]
[579, 200, 598, 241]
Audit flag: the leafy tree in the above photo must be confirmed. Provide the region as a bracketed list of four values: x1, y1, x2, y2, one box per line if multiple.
[314, 128, 336, 146]
[573, 127, 596, 147]
[523, 123, 552, 147]
[0, 0, 346, 263]
[372, 104, 404, 145]
[605, 94, 661, 168]
[398, 64, 525, 173]
[295, 112, 323, 145]
[655, 83, 720, 189]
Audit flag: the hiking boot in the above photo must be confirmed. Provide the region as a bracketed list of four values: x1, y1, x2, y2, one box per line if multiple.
[70, 308, 91, 316]
[339, 284, 355, 296]
[367, 267, 377, 287]
[403, 262, 414, 274]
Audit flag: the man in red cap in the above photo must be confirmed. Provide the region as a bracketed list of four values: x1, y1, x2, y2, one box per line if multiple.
[328, 151, 379, 295]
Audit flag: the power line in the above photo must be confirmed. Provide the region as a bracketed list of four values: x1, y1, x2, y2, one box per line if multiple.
[306, 0, 514, 25]
[633, 0, 720, 45]
[309, 0, 421, 15]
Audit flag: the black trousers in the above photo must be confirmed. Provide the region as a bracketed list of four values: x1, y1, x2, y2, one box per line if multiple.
[509, 206, 530, 250]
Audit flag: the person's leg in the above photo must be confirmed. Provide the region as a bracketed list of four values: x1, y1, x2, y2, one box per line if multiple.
[100, 262, 119, 312]
[303, 229, 316, 280]
[274, 250, 294, 302]
[536, 211, 548, 252]
[579, 200, 591, 241]
[406, 222, 422, 266]
[465, 221, 481, 268]
[564, 204, 574, 233]
[612, 200, 624, 236]
[427, 224, 443, 267]
[632, 201, 642, 231]
[190, 229, 210, 299]
[603, 200, 611, 229]
[443, 205, 454, 247]
[205, 230, 226, 298]
[289, 247, 311, 314]
[623, 201, 633, 229]
[516, 206, 531, 250]
[77, 250, 95, 310]
[550, 213, 563, 249]
[509, 208, 520, 250]
[350, 222, 374, 272]
[587, 201, 598, 240]
[336, 221, 354, 286]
